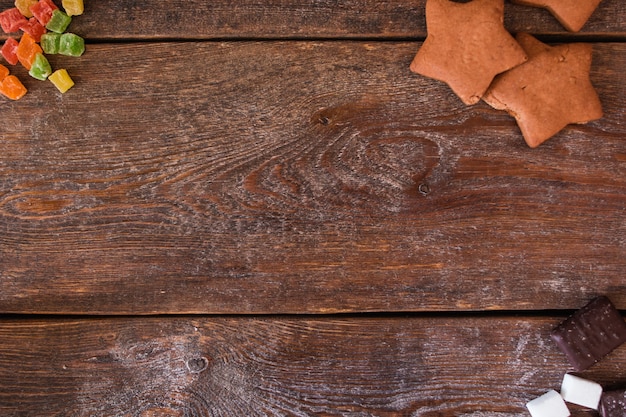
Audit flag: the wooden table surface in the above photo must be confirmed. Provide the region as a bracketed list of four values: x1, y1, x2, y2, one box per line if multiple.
[1, 1, 625, 415]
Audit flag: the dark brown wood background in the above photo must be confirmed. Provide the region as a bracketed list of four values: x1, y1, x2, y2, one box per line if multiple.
[0, 0, 624, 415]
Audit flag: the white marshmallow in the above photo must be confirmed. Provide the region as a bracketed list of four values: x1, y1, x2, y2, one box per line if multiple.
[526, 390, 570, 417]
[560, 373, 603, 410]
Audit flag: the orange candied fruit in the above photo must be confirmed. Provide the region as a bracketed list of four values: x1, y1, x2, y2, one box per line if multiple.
[16, 32, 42, 70]
[0, 63, 9, 80]
[0, 74, 28, 100]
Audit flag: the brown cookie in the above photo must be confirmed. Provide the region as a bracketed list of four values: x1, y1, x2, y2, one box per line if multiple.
[410, 0, 527, 105]
[483, 33, 603, 148]
[512, 0, 603, 32]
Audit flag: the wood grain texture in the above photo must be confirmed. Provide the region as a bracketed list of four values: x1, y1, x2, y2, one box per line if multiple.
[56, 0, 626, 39]
[1, 316, 624, 416]
[0, 41, 624, 314]
[0, 0, 623, 40]
[0, 2, 624, 415]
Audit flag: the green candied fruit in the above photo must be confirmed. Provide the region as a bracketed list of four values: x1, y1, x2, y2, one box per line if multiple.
[46, 9, 72, 34]
[40, 33, 62, 54]
[29, 53, 52, 80]
[59, 33, 85, 57]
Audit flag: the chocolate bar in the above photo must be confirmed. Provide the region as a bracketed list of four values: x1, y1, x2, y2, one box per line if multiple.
[599, 388, 626, 417]
[550, 296, 626, 371]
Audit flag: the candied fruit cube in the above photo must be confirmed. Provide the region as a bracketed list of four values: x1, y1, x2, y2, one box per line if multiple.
[28, 52, 51, 80]
[40, 32, 61, 54]
[19, 17, 47, 41]
[48, 68, 73, 92]
[16, 32, 42, 70]
[0, 7, 28, 33]
[46, 8, 70, 33]
[0, 64, 9, 81]
[1, 37, 19, 65]
[59, 32, 84, 56]
[0, 74, 27, 99]
[61, 0, 82, 16]
[15, 0, 38, 18]
[30, 0, 58, 26]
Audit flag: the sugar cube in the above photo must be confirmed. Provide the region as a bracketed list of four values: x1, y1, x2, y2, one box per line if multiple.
[526, 390, 570, 417]
[560, 373, 602, 410]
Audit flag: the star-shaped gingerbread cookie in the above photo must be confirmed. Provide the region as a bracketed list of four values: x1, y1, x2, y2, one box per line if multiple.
[483, 33, 603, 148]
[410, 0, 527, 105]
[512, 0, 602, 32]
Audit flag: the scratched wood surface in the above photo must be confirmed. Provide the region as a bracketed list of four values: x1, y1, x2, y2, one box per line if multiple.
[1, 316, 626, 416]
[0, 0, 625, 415]
[1, 40, 624, 314]
[63, 0, 626, 39]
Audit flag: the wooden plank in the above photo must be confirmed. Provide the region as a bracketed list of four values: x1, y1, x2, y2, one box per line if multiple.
[83, 0, 626, 39]
[0, 42, 625, 314]
[1, 315, 624, 416]
[0, 0, 623, 40]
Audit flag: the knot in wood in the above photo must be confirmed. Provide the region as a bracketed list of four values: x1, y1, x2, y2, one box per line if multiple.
[186, 357, 209, 373]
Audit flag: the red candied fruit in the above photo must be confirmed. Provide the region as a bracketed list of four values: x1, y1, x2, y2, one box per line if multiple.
[19, 17, 47, 41]
[29, 0, 58, 26]
[1, 38, 19, 65]
[0, 8, 28, 33]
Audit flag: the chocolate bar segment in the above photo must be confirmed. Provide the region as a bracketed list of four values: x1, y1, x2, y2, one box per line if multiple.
[550, 296, 626, 371]
[599, 388, 626, 417]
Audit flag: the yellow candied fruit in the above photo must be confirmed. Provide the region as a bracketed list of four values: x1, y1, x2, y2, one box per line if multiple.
[62, 0, 83, 16]
[14, 0, 38, 18]
[48, 69, 74, 93]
